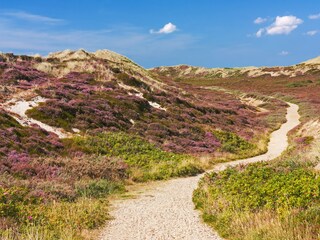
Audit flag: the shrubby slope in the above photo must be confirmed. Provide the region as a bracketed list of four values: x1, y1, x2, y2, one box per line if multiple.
[0, 49, 286, 239]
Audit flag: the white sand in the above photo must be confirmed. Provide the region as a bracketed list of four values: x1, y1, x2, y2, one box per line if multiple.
[4, 96, 70, 138]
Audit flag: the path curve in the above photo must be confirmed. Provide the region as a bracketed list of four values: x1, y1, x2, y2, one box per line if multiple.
[100, 102, 300, 240]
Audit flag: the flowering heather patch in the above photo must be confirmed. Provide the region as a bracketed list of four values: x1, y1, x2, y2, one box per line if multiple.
[24, 69, 268, 154]
[0, 111, 63, 159]
[0, 153, 127, 237]
[0, 61, 50, 89]
[0, 52, 275, 156]
[152, 65, 320, 121]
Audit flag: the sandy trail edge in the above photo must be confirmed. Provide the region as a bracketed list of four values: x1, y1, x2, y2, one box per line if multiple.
[100, 103, 300, 240]
[2, 94, 70, 138]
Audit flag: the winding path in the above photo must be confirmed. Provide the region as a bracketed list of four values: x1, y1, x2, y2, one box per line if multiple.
[100, 102, 300, 240]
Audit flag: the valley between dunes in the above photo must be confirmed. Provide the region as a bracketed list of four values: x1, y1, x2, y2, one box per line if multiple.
[100, 102, 300, 240]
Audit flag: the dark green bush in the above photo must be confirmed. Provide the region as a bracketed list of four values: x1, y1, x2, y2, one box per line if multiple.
[213, 130, 255, 153]
[286, 80, 313, 88]
[76, 179, 125, 198]
[193, 161, 320, 239]
[64, 132, 203, 181]
[196, 163, 320, 211]
[117, 73, 150, 90]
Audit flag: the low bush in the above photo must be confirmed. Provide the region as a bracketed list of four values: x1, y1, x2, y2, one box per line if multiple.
[212, 130, 256, 154]
[193, 160, 320, 240]
[75, 179, 125, 198]
[117, 72, 150, 90]
[286, 80, 313, 88]
[64, 132, 204, 181]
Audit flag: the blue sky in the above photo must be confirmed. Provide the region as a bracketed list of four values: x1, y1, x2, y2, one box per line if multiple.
[0, 0, 320, 68]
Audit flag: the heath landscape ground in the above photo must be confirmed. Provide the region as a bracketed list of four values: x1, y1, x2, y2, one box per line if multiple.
[0, 50, 319, 240]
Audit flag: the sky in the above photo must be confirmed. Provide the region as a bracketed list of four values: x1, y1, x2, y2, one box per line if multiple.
[0, 0, 320, 68]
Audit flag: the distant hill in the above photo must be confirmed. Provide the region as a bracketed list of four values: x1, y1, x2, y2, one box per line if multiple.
[151, 56, 320, 79]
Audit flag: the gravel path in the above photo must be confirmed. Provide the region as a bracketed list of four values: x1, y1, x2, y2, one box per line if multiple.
[100, 102, 300, 240]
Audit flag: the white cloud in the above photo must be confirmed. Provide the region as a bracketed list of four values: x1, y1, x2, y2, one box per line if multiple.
[279, 51, 289, 56]
[254, 17, 267, 24]
[267, 16, 303, 35]
[150, 22, 177, 34]
[309, 13, 320, 20]
[256, 28, 265, 38]
[256, 15, 303, 37]
[1, 10, 63, 24]
[306, 30, 318, 36]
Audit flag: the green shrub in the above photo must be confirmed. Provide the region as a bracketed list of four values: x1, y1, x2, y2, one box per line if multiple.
[26, 105, 76, 131]
[193, 160, 320, 240]
[117, 73, 150, 90]
[76, 179, 125, 198]
[65, 132, 204, 181]
[195, 162, 320, 211]
[286, 80, 313, 88]
[213, 130, 255, 154]
[0, 187, 28, 219]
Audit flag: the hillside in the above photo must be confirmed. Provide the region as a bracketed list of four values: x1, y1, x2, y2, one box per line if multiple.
[152, 56, 320, 79]
[151, 57, 320, 119]
[0, 49, 284, 158]
[0, 49, 288, 239]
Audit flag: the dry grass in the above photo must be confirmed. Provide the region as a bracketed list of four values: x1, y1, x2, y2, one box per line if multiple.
[224, 210, 319, 240]
[0, 198, 109, 240]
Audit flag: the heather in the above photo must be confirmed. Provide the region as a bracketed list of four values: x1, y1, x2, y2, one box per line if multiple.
[0, 59, 49, 89]
[0, 154, 126, 239]
[0, 53, 280, 158]
[0, 111, 63, 158]
[27, 72, 264, 154]
[0, 131, 201, 238]
[152, 65, 320, 121]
